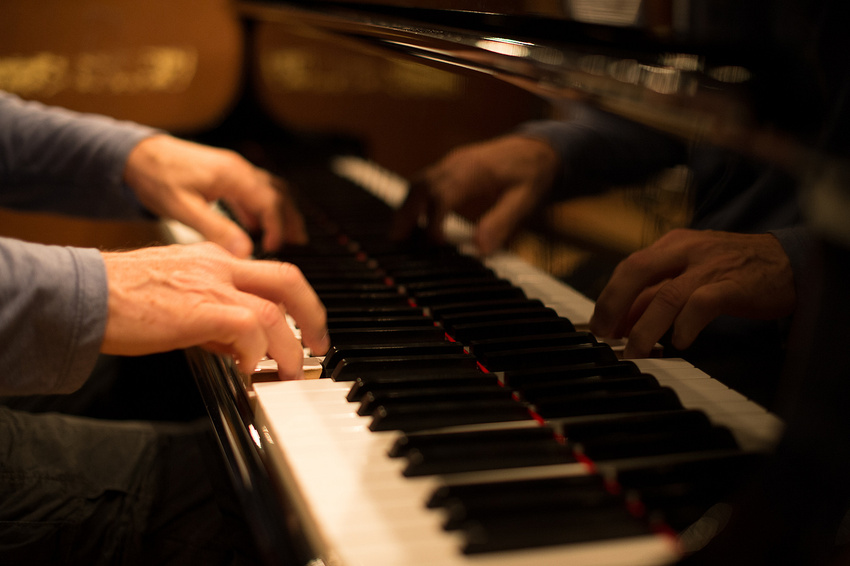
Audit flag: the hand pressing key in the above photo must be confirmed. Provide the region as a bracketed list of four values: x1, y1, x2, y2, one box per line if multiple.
[101, 242, 329, 380]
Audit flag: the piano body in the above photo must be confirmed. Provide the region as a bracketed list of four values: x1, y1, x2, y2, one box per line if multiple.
[183, 2, 850, 565]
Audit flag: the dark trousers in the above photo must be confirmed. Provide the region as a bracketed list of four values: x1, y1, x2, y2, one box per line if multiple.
[0, 353, 261, 566]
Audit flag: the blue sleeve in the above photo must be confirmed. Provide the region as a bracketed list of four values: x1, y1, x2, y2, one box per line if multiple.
[0, 237, 107, 395]
[0, 91, 159, 218]
[516, 107, 687, 199]
[770, 225, 816, 304]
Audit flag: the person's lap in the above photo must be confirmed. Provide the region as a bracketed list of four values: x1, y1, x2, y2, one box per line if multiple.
[0, 405, 259, 566]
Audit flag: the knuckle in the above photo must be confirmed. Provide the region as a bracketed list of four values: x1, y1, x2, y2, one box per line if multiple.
[653, 281, 688, 312]
[276, 261, 306, 286]
[618, 249, 652, 274]
[256, 300, 283, 328]
[227, 306, 259, 335]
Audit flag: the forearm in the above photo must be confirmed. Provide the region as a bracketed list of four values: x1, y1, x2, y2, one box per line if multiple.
[0, 92, 158, 217]
[0, 237, 107, 395]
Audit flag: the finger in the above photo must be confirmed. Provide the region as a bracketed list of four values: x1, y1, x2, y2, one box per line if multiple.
[622, 277, 694, 358]
[590, 249, 685, 337]
[670, 280, 738, 350]
[198, 303, 269, 373]
[254, 301, 305, 380]
[202, 298, 303, 379]
[277, 194, 308, 247]
[475, 186, 535, 255]
[264, 176, 308, 250]
[171, 193, 254, 258]
[231, 260, 330, 355]
[610, 280, 667, 339]
[390, 177, 431, 241]
[425, 193, 448, 245]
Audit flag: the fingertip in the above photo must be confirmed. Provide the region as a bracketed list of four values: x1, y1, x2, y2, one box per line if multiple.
[588, 314, 611, 338]
[316, 330, 331, 356]
[275, 353, 305, 381]
[226, 233, 254, 259]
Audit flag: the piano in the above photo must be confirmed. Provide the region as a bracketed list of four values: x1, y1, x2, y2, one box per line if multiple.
[185, 1, 850, 565]
[186, 156, 783, 565]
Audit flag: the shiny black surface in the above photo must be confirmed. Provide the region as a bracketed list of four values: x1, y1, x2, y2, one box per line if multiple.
[238, 0, 828, 171]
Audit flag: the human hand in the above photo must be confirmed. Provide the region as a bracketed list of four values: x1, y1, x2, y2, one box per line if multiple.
[101, 242, 329, 379]
[589, 229, 796, 358]
[391, 135, 559, 255]
[124, 135, 307, 258]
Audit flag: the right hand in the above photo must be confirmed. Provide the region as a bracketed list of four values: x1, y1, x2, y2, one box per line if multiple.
[124, 135, 308, 259]
[101, 242, 329, 379]
[392, 135, 559, 255]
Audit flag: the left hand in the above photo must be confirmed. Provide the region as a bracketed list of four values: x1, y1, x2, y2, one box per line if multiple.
[123, 135, 307, 258]
[589, 229, 796, 358]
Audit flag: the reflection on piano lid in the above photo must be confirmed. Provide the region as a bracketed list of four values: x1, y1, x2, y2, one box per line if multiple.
[237, 0, 826, 176]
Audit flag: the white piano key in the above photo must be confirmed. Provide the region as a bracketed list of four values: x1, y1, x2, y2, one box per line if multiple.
[254, 377, 681, 566]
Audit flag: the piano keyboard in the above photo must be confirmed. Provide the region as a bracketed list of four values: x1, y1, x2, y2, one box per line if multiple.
[193, 156, 784, 566]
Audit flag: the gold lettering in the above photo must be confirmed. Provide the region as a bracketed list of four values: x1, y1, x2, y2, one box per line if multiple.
[0, 47, 198, 98]
[0, 52, 70, 97]
[261, 48, 460, 99]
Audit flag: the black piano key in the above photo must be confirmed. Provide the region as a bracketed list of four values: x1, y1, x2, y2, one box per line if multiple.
[440, 307, 560, 334]
[450, 317, 576, 343]
[328, 326, 447, 346]
[326, 305, 424, 319]
[322, 342, 463, 374]
[385, 260, 491, 277]
[517, 375, 661, 403]
[560, 409, 712, 441]
[318, 292, 410, 309]
[412, 285, 526, 307]
[441, 478, 623, 530]
[346, 369, 500, 402]
[327, 316, 434, 329]
[573, 425, 739, 461]
[294, 258, 378, 272]
[466, 331, 595, 357]
[298, 270, 384, 283]
[390, 426, 558, 458]
[357, 385, 513, 416]
[500, 361, 641, 388]
[616, 451, 765, 487]
[346, 369, 496, 402]
[533, 386, 684, 418]
[459, 502, 653, 554]
[331, 353, 480, 382]
[429, 298, 545, 319]
[403, 436, 575, 476]
[401, 276, 508, 294]
[303, 274, 386, 286]
[427, 473, 607, 509]
[477, 342, 617, 372]
[290, 256, 373, 269]
[369, 398, 532, 432]
[385, 263, 492, 282]
[312, 282, 393, 293]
